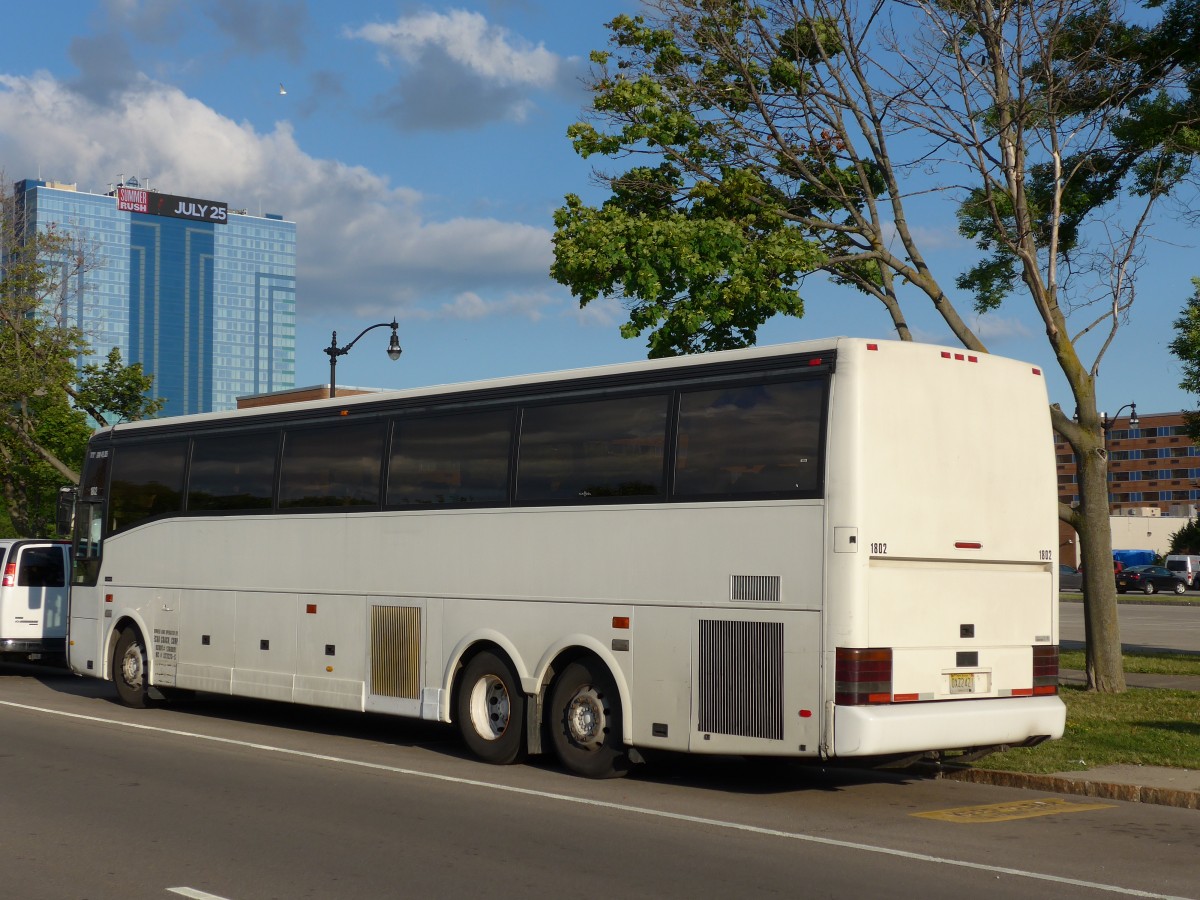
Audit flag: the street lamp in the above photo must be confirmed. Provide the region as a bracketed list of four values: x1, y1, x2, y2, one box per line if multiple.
[1100, 402, 1139, 437]
[324, 318, 402, 399]
[1101, 402, 1138, 515]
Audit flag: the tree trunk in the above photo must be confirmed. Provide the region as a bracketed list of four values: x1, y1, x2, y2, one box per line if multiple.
[1073, 432, 1127, 692]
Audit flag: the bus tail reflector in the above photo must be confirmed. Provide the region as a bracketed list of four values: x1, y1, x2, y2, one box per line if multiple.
[1032, 645, 1059, 695]
[835, 647, 893, 705]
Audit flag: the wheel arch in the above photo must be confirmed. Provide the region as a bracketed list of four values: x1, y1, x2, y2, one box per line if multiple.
[105, 612, 152, 682]
[534, 637, 633, 747]
[443, 631, 528, 721]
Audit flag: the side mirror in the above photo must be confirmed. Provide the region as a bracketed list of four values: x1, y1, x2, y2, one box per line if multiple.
[56, 486, 78, 538]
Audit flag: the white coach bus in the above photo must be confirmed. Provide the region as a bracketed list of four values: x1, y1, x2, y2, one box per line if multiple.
[62, 338, 1065, 777]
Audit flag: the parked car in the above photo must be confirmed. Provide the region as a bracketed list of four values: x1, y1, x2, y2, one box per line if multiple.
[1164, 554, 1200, 589]
[1059, 564, 1083, 591]
[1115, 565, 1187, 595]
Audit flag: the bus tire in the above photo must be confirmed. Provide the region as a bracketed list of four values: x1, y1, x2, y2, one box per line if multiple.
[456, 651, 526, 765]
[112, 628, 151, 709]
[548, 659, 630, 779]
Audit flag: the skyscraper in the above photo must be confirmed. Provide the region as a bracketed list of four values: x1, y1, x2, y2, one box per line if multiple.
[12, 177, 296, 417]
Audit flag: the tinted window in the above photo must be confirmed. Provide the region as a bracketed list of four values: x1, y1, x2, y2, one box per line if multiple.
[79, 446, 111, 500]
[517, 395, 668, 503]
[278, 421, 386, 508]
[109, 441, 188, 533]
[18, 547, 66, 588]
[387, 410, 513, 506]
[189, 431, 279, 511]
[674, 378, 825, 497]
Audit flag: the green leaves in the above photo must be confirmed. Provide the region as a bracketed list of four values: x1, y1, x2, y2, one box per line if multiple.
[552, 168, 822, 356]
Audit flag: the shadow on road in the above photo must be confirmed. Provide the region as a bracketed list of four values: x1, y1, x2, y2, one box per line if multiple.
[3, 659, 913, 796]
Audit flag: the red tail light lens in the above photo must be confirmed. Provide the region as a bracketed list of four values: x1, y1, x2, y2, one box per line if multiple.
[1032, 645, 1058, 695]
[2, 563, 15, 588]
[835, 647, 893, 705]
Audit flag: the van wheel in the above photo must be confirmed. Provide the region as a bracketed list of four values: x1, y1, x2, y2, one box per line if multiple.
[548, 659, 630, 779]
[112, 628, 151, 709]
[456, 651, 527, 765]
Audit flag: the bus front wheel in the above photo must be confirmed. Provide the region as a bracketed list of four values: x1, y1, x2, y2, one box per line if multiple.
[456, 651, 527, 765]
[548, 659, 630, 779]
[112, 628, 151, 709]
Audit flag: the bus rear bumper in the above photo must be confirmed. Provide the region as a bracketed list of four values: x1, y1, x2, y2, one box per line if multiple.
[832, 695, 1066, 757]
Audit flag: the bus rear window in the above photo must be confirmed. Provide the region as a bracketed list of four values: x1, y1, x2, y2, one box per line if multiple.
[279, 421, 386, 508]
[673, 379, 825, 498]
[109, 441, 188, 533]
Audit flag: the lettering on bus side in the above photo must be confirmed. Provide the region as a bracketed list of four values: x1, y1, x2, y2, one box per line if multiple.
[870, 542, 888, 555]
[153, 628, 179, 662]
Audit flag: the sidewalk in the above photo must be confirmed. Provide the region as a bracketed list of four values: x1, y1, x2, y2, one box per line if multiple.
[925, 667, 1200, 809]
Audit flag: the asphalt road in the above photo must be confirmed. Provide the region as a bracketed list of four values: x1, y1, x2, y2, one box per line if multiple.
[1059, 600, 1200, 653]
[2, 664, 1198, 900]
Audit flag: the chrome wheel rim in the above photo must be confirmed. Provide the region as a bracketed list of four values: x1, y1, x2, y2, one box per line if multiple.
[467, 674, 510, 741]
[564, 686, 607, 752]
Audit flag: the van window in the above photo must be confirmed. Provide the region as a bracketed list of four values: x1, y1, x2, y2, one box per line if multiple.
[17, 547, 66, 588]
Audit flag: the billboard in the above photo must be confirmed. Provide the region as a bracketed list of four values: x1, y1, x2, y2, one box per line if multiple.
[116, 187, 228, 224]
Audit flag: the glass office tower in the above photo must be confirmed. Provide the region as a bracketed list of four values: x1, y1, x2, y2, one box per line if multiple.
[12, 178, 296, 416]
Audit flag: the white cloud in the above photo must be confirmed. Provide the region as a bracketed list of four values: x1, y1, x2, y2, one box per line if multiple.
[349, 10, 560, 88]
[440, 289, 557, 321]
[0, 72, 560, 321]
[344, 9, 578, 131]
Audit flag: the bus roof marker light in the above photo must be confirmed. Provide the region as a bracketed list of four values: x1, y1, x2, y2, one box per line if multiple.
[866, 343, 878, 351]
[1032, 367, 1042, 376]
[955, 541, 983, 550]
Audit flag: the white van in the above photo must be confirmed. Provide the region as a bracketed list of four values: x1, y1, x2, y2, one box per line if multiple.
[0, 540, 70, 663]
[1164, 554, 1200, 590]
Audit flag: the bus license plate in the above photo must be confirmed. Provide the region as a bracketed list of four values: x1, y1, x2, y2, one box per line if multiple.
[949, 672, 976, 694]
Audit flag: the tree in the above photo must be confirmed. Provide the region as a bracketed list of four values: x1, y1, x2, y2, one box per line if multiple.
[554, 0, 1200, 691]
[1, 179, 162, 536]
[1170, 277, 1200, 442]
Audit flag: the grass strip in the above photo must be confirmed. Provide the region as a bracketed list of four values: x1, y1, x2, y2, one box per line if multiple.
[1059, 649, 1200, 677]
[975, 685, 1200, 774]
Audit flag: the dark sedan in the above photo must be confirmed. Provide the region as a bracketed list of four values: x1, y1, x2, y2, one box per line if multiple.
[1115, 565, 1186, 595]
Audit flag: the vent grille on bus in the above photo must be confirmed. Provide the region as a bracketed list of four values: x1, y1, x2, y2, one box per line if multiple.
[730, 574, 781, 603]
[697, 619, 784, 740]
[370, 606, 421, 699]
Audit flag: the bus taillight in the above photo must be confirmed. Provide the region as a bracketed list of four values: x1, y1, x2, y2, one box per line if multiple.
[1032, 645, 1058, 695]
[2, 563, 15, 587]
[835, 647, 893, 705]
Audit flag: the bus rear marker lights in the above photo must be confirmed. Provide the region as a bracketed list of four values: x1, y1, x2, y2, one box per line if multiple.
[955, 542, 982, 549]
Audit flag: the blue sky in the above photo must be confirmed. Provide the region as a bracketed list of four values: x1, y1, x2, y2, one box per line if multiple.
[1, 0, 1197, 418]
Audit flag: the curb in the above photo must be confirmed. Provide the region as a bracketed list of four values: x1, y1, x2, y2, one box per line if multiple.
[921, 765, 1200, 810]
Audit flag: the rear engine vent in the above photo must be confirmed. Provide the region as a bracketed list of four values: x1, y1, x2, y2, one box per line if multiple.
[697, 619, 784, 740]
[730, 575, 781, 603]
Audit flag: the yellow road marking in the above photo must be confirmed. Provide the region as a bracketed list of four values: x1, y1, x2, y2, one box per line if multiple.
[913, 798, 1115, 823]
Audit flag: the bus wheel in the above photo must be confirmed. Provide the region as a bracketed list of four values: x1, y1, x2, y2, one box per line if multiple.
[456, 651, 526, 765]
[548, 660, 630, 779]
[113, 628, 151, 709]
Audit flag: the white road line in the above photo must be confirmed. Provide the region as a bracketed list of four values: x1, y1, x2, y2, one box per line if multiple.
[3, 699, 1192, 900]
[168, 889, 235, 900]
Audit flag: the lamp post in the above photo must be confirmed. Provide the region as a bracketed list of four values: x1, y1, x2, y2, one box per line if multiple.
[324, 318, 402, 399]
[1100, 402, 1138, 514]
